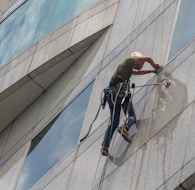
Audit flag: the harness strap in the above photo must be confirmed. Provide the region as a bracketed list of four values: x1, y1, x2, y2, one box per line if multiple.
[109, 74, 126, 87]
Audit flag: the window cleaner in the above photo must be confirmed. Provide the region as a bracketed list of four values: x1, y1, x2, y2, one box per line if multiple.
[101, 52, 162, 156]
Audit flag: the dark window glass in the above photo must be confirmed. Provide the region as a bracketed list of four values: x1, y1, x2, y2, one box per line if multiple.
[16, 82, 93, 190]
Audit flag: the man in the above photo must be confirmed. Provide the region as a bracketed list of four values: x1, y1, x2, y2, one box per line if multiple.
[101, 52, 162, 156]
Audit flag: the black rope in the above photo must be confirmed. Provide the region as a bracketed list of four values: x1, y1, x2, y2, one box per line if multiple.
[80, 89, 105, 142]
[80, 103, 102, 142]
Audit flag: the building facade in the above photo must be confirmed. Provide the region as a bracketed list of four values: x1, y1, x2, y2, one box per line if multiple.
[0, 0, 195, 189]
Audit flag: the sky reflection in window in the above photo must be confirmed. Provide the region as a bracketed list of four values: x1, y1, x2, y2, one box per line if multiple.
[169, 0, 195, 59]
[16, 82, 94, 190]
[0, 0, 101, 68]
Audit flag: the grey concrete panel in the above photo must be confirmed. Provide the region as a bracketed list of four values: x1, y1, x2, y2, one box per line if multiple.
[96, 103, 193, 190]
[0, 125, 11, 158]
[146, 72, 188, 139]
[181, 172, 195, 190]
[132, 1, 178, 67]
[77, 0, 119, 25]
[0, 50, 36, 94]
[1, 46, 93, 162]
[0, 0, 17, 13]
[31, 47, 87, 89]
[0, 43, 37, 80]
[0, 1, 114, 138]
[69, 4, 117, 47]
[105, 0, 177, 63]
[78, 118, 109, 156]
[152, 106, 192, 189]
[182, 101, 195, 167]
[0, 28, 110, 158]
[80, 68, 111, 138]
[180, 153, 195, 186]
[41, 165, 73, 190]
[156, 170, 181, 190]
[94, 147, 149, 190]
[29, 29, 73, 73]
[0, 142, 30, 190]
[0, 0, 117, 94]
[0, 79, 43, 133]
[67, 138, 107, 190]
[1, 82, 45, 153]
[0, 28, 109, 169]
[82, 29, 111, 78]
[105, 0, 150, 54]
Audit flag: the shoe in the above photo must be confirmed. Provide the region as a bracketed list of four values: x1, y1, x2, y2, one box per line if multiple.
[117, 126, 132, 143]
[101, 147, 109, 156]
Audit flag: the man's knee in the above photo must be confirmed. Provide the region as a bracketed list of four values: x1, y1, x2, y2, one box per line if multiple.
[126, 116, 136, 127]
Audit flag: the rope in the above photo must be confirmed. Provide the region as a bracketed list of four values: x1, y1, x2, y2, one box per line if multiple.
[109, 82, 135, 166]
[125, 85, 135, 122]
[80, 103, 102, 142]
[91, 151, 102, 189]
[93, 85, 122, 190]
[108, 83, 123, 146]
[133, 80, 170, 88]
[80, 90, 105, 142]
[97, 158, 109, 190]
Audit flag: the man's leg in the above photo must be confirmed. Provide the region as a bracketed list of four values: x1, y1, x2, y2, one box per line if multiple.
[122, 98, 136, 130]
[102, 105, 121, 147]
[116, 99, 136, 143]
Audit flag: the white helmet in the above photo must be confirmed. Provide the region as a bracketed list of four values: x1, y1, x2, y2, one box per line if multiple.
[131, 51, 143, 58]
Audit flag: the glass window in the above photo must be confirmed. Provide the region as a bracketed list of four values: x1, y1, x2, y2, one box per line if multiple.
[169, 0, 195, 59]
[0, 0, 101, 68]
[16, 82, 94, 190]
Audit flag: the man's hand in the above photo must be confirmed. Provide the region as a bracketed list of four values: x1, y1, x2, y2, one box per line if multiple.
[155, 66, 163, 74]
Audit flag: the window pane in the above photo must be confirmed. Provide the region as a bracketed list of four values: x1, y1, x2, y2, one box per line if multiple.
[0, 0, 101, 68]
[16, 82, 94, 190]
[169, 0, 195, 59]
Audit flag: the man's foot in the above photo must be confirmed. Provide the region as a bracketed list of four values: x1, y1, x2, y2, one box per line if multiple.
[101, 146, 109, 156]
[117, 126, 132, 143]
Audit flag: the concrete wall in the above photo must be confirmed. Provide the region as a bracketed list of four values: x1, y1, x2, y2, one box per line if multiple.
[0, 0, 194, 189]
[0, 0, 17, 13]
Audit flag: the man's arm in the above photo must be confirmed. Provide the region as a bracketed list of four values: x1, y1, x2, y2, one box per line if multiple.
[132, 69, 157, 75]
[132, 56, 162, 75]
[139, 56, 160, 69]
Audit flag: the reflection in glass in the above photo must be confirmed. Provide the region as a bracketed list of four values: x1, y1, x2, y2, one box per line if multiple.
[169, 0, 195, 59]
[0, 0, 101, 68]
[16, 83, 94, 190]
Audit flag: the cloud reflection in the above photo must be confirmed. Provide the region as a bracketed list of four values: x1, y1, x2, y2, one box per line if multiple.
[16, 83, 93, 190]
[0, 0, 101, 67]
